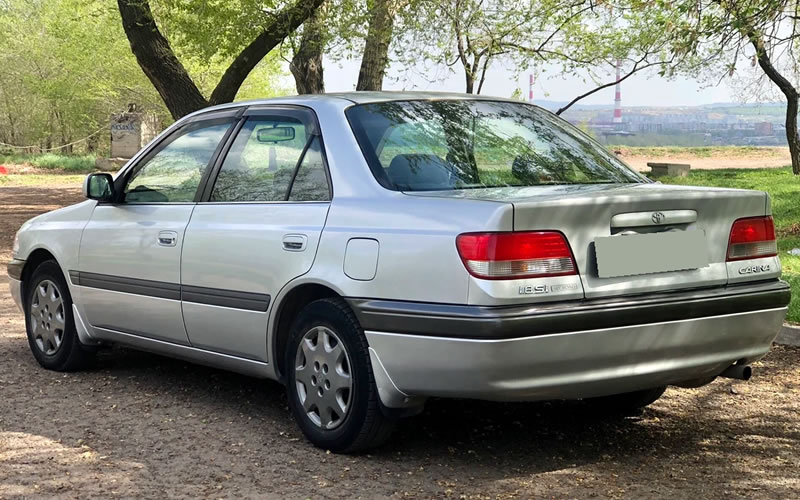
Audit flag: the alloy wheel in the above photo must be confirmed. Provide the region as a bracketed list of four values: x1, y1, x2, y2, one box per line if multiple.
[294, 326, 353, 430]
[29, 279, 65, 356]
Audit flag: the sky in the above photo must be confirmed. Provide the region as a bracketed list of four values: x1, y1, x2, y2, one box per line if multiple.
[322, 56, 737, 108]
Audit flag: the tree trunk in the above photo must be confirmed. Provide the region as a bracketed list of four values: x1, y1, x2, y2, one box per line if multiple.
[117, 0, 208, 119]
[208, 0, 324, 104]
[749, 34, 800, 174]
[118, 0, 323, 119]
[786, 96, 800, 175]
[290, 8, 326, 94]
[464, 72, 474, 94]
[357, 0, 395, 91]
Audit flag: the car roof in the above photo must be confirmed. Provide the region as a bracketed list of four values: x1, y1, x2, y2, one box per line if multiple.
[319, 91, 517, 104]
[185, 91, 523, 120]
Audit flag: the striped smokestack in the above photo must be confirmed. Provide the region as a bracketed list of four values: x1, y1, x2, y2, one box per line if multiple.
[528, 74, 534, 103]
[613, 59, 622, 124]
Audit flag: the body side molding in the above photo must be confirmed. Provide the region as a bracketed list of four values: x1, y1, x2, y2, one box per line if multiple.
[69, 271, 270, 312]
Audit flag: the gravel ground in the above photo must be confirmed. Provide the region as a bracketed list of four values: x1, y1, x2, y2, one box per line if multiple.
[1, 185, 799, 499]
[620, 147, 792, 172]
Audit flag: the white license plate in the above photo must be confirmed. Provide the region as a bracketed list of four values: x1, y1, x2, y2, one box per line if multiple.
[595, 230, 709, 278]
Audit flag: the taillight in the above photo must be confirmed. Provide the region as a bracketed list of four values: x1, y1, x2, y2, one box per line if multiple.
[455, 231, 577, 280]
[726, 216, 777, 261]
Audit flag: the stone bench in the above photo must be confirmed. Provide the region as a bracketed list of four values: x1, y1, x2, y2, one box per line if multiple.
[648, 162, 690, 177]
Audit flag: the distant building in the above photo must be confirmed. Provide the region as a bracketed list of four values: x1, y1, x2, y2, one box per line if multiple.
[755, 122, 773, 135]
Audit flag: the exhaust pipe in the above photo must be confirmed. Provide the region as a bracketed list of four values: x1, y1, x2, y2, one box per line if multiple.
[719, 364, 752, 381]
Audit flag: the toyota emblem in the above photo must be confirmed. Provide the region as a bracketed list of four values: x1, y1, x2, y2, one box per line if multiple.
[651, 212, 665, 224]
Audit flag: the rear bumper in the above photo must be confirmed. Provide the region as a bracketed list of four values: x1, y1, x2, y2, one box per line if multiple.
[350, 280, 790, 405]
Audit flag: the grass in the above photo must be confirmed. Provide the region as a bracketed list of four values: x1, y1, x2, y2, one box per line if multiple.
[658, 166, 800, 323]
[0, 173, 86, 187]
[611, 146, 785, 158]
[0, 152, 97, 173]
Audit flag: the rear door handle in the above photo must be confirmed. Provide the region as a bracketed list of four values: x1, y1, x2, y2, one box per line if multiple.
[157, 231, 178, 247]
[282, 234, 307, 252]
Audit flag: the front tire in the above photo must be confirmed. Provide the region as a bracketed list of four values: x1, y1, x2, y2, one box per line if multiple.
[285, 298, 394, 453]
[25, 260, 95, 371]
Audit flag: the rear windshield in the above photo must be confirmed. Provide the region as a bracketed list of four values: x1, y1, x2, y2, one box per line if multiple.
[345, 99, 645, 191]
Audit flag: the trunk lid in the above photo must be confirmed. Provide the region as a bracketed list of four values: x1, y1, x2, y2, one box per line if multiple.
[419, 183, 768, 299]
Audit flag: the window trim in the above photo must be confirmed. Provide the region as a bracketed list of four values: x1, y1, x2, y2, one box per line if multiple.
[107, 108, 242, 205]
[200, 105, 333, 204]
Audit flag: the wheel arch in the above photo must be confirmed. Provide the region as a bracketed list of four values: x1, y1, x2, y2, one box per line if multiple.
[20, 247, 62, 303]
[270, 280, 345, 381]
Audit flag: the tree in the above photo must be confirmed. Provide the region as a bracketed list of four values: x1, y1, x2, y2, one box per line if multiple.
[403, 0, 687, 109]
[284, 0, 365, 94]
[720, 0, 800, 174]
[411, 0, 537, 94]
[634, 0, 800, 174]
[290, 7, 327, 94]
[356, 0, 404, 90]
[117, 0, 324, 119]
[0, 0, 165, 152]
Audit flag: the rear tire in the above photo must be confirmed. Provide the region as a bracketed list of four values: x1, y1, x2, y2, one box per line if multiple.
[285, 298, 394, 453]
[25, 260, 95, 371]
[588, 386, 667, 414]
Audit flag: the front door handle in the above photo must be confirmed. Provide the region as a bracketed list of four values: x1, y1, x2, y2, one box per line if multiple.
[157, 231, 178, 247]
[282, 234, 307, 252]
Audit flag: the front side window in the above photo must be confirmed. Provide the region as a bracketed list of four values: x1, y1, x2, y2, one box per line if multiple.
[211, 116, 329, 202]
[124, 120, 232, 203]
[346, 100, 646, 191]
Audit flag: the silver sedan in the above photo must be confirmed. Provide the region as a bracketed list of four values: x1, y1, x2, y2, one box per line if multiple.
[8, 92, 790, 452]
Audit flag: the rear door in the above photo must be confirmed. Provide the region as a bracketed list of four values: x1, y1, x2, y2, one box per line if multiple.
[78, 112, 236, 344]
[180, 106, 331, 361]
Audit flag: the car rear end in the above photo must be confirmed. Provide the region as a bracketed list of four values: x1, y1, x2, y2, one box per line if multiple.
[343, 96, 790, 405]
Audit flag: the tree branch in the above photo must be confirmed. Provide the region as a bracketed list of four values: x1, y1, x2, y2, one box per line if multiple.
[210, 0, 325, 104]
[118, 0, 322, 118]
[117, 0, 207, 119]
[555, 60, 664, 115]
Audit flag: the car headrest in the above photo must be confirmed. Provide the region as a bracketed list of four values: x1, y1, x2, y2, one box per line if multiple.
[387, 154, 454, 191]
[512, 155, 540, 183]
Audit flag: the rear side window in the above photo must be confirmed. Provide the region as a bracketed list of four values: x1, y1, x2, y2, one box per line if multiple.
[211, 116, 330, 202]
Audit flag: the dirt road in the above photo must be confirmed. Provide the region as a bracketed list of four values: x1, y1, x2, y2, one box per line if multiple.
[1, 185, 799, 498]
[620, 147, 792, 172]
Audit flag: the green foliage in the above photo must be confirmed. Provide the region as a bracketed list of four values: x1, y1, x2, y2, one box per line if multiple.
[396, 0, 692, 97]
[0, 153, 97, 173]
[0, 0, 167, 153]
[0, 0, 292, 154]
[659, 166, 800, 322]
[156, 0, 366, 76]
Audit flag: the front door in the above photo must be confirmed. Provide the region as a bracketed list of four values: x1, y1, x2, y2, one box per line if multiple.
[77, 117, 234, 344]
[181, 107, 331, 361]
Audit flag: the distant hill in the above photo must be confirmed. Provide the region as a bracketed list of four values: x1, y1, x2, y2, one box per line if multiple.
[530, 99, 787, 117]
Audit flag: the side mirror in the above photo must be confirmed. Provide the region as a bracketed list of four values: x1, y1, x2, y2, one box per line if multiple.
[83, 173, 115, 201]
